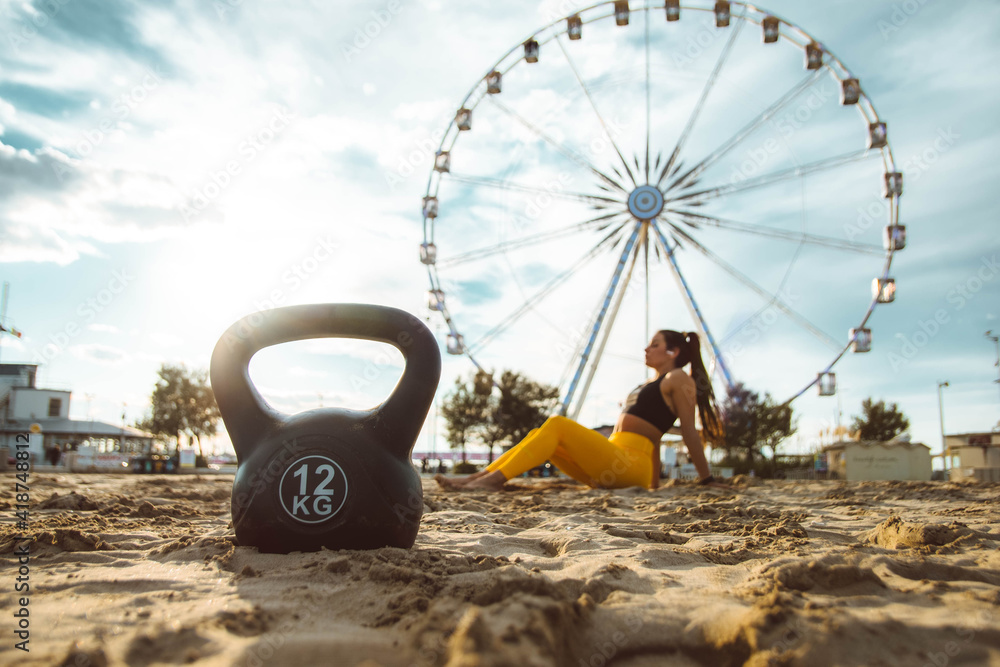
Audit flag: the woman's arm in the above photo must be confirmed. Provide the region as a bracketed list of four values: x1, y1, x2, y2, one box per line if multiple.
[662, 372, 713, 481]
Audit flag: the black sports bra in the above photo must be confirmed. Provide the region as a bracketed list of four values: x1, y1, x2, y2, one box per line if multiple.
[622, 375, 678, 433]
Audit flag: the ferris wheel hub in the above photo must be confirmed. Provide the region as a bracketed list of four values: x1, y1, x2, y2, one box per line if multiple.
[627, 185, 665, 220]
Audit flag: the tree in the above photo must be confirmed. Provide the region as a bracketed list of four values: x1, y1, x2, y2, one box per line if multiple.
[439, 377, 489, 463]
[137, 364, 220, 457]
[718, 382, 796, 476]
[439, 370, 560, 463]
[850, 398, 909, 442]
[490, 370, 560, 459]
[186, 379, 220, 457]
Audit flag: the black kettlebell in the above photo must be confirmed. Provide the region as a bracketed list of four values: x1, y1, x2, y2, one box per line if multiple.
[210, 304, 441, 553]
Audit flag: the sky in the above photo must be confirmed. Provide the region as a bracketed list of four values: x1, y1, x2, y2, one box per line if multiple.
[0, 0, 998, 461]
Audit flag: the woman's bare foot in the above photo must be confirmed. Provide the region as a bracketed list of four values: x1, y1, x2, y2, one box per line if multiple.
[434, 467, 497, 488]
[697, 475, 732, 490]
[458, 470, 507, 491]
[434, 470, 507, 491]
[434, 474, 468, 490]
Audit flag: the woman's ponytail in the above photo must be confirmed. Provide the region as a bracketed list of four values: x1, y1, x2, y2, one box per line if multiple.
[684, 332, 725, 447]
[658, 329, 725, 446]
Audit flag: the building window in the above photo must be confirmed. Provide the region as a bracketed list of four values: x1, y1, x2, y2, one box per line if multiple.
[48, 398, 62, 417]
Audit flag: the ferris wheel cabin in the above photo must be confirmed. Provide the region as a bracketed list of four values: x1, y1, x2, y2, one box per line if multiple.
[841, 78, 861, 105]
[567, 14, 583, 39]
[419, 242, 437, 265]
[427, 289, 445, 312]
[614, 1, 630, 26]
[818, 372, 837, 397]
[434, 150, 450, 173]
[850, 328, 872, 354]
[868, 122, 888, 149]
[523, 39, 539, 63]
[873, 278, 897, 304]
[762, 16, 780, 42]
[884, 225, 906, 251]
[884, 172, 904, 198]
[446, 333, 465, 356]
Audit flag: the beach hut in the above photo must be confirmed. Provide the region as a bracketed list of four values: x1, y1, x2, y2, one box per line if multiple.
[943, 432, 1000, 482]
[823, 439, 932, 481]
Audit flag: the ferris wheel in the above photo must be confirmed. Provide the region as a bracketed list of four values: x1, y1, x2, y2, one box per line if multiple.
[420, 0, 903, 422]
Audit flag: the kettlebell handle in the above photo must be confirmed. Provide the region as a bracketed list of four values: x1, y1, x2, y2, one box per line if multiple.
[210, 304, 441, 460]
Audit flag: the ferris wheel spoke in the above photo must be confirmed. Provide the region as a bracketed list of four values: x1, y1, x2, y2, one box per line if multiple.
[561, 221, 644, 417]
[643, 229, 651, 344]
[670, 148, 872, 205]
[437, 212, 626, 268]
[556, 238, 638, 394]
[469, 218, 631, 354]
[647, 221, 735, 391]
[667, 209, 885, 255]
[446, 173, 623, 207]
[567, 223, 646, 420]
[486, 96, 629, 194]
[554, 34, 638, 188]
[656, 4, 749, 189]
[664, 222, 842, 350]
[666, 69, 827, 193]
[644, 4, 652, 183]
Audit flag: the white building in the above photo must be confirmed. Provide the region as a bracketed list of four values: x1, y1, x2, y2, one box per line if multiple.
[1, 363, 154, 464]
[944, 432, 1000, 482]
[823, 440, 932, 481]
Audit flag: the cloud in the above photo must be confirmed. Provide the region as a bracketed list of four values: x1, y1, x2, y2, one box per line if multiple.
[0, 80, 92, 118]
[71, 343, 129, 365]
[0, 127, 44, 151]
[22, 0, 173, 72]
[0, 138, 219, 262]
[0, 220, 97, 265]
[0, 142, 82, 194]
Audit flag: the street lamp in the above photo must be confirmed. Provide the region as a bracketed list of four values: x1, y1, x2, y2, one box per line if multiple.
[937, 381, 950, 477]
[987, 331, 1000, 403]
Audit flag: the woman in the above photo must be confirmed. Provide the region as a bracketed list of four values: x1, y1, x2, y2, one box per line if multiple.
[437, 330, 726, 491]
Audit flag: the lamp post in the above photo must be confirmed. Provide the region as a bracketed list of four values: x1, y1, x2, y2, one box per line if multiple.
[120, 403, 126, 454]
[987, 331, 1000, 403]
[937, 381, 950, 477]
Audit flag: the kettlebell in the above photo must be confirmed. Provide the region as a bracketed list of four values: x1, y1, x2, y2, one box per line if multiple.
[210, 304, 441, 553]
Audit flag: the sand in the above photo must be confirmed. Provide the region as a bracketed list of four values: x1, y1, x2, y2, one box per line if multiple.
[1, 473, 998, 667]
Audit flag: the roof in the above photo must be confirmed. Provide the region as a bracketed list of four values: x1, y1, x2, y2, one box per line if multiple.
[0, 364, 38, 375]
[12, 386, 70, 394]
[823, 439, 930, 452]
[1, 417, 156, 439]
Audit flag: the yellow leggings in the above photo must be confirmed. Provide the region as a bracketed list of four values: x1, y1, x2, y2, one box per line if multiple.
[485, 415, 655, 489]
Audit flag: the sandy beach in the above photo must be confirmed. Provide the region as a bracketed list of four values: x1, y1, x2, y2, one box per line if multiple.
[1, 473, 998, 666]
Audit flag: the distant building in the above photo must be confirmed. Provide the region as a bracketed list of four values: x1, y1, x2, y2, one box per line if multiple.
[944, 432, 1000, 482]
[823, 439, 932, 481]
[0, 363, 154, 465]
